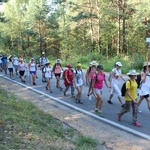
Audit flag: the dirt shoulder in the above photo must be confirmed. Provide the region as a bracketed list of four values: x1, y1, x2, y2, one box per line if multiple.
[0, 77, 149, 150]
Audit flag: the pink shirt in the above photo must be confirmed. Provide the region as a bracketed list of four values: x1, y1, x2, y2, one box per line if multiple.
[93, 73, 105, 89]
[54, 64, 61, 74]
[87, 67, 97, 79]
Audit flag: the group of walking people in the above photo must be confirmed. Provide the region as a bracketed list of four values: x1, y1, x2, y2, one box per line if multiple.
[1, 52, 150, 127]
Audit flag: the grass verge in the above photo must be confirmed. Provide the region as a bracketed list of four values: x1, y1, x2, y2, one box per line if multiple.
[0, 88, 100, 150]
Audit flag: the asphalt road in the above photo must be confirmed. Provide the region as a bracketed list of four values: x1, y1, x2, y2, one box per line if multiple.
[1, 67, 150, 138]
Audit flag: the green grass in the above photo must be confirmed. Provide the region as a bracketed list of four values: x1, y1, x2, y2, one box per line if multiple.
[0, 88, 101, 150]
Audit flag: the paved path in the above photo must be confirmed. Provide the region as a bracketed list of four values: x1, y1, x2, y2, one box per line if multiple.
[1, 67, 150, 139]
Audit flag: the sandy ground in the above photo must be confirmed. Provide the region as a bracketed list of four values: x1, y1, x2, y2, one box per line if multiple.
[0, 77, 149, 150]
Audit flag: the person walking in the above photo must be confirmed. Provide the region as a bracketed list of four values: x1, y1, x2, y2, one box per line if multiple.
[53, 59, 63, 91]
[28, 58, 37, 85]
[0, 54, 2, 72]
[73, 63, 85, 104]
[18, 58, 26, 83]
[1, 54, 7, 74]
[91, 65, 110, 117]
[7, 57, 14, 79]
[85, 60, 98, 98]
[63, 64, 75, 98]
[12, 54, 19, 75]
[43, 62, 53, 93]
[138, 61, 150, 111]
[108, 62, 126, 107]
[117, 69, 141, 127]
[39, 52, 48, 82]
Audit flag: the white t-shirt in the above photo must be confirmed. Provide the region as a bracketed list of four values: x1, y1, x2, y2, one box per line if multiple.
[40, 57, 48, 66]
[29, 63, 36, 71]
[43, 66, 52, 78]
[8, 62, 13, 68]
[74, 69, 84, 86]
[140, 72, 150, 96]
[112, 68, 122, 85]
[13, 57, 19, 65]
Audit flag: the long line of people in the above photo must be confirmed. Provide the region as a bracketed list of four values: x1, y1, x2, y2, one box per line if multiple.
[0, 52, 150, 127]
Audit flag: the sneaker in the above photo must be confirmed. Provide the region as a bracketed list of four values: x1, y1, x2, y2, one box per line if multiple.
[78, 100, 83, 104]
[137, 108, 142, 113]
[133, 121, 141, 127]
[60, 87, 63, 91]
[122, 104, 125, 108]
[50, 89, 53, 93]
[72, 95, 75, 98]
[95, 110, 104, 117]
[107, 100, 113, 104]
[64, 91, 66, 96]
[117, 113, 121, 121]
[75, 100, 79, 103]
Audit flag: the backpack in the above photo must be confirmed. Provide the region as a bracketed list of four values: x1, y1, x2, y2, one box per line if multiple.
[121, 80, 131, 97]
[75, 69, 83, 75]
[94, 73, 105, 82]
[136, 74, 141, 89]
[62, 69, 73, 79]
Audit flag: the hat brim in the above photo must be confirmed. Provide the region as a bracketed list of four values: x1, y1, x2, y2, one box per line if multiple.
[45, 63, 50, 65]
[127, 73, 139, 75]
[143, 62, 150, 67]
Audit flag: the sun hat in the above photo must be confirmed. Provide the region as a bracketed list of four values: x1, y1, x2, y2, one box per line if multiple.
[42, 52, 45, 54]
[55, 59, 62, 63]
[90, 60, 98, 66]
[77, 63, 82, 67]
[127, 69, 139, 76]
[97, 64, 104, 70]
[66, 64, 72, 68]
[116, 62, 123, 67]
[143, 62, 150, 67]
[45, 62, 50, 65]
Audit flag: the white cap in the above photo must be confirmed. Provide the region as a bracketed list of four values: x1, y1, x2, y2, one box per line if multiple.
[116, 62, 123, 67]
[42, 52, 45, 54]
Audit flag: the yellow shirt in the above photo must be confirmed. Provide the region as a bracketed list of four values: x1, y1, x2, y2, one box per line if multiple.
[124, 80, 138, 101]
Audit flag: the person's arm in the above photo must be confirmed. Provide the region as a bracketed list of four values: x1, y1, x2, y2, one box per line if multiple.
[91, 75, 96, 93]
[104, 76, 111, 89]
[82, 70, 86, 85]
[85, 69, 89, 85]
[141, 71, 147, 83]
[109, 71, 114, 87]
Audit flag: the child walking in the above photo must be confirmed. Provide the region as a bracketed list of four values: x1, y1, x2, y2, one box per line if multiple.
[43, 62, 53, 93]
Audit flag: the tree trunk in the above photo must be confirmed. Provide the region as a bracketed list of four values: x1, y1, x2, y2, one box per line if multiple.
[117, 0, 121, 55]
[122, 0, 126, 53]
[96, 0, 101, 53]
[88, 0, 94, 52]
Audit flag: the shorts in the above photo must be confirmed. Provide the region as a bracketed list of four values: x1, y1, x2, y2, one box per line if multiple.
[94, 88, 102, 95]
[55, 73, 61, 77]
[19, 70, 25, 76]
[87, 78, 92, 87]
[8, 68, 13, 73]
[30, 71, 36, 74]
[41, 65, 45, 73]
[13, 65, 18, 69]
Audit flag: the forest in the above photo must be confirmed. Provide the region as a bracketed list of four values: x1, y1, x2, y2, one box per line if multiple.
[0, 0, 150, 70]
